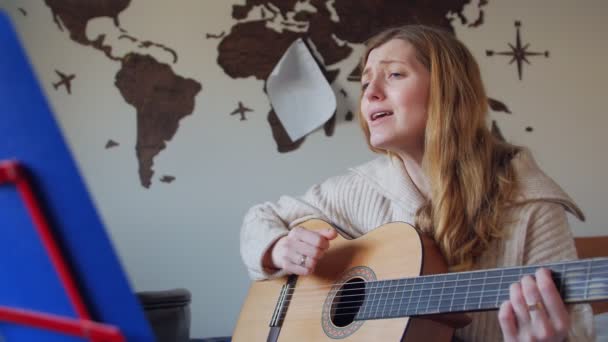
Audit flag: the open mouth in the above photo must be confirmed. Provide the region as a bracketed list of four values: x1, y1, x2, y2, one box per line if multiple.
[371, 111, 393, 121]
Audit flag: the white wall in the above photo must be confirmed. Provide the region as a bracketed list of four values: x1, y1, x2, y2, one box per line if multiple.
[2, 0, 607, 338]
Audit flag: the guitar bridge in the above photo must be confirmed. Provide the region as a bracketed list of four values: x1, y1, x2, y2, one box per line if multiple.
[269, 275, 297, 327]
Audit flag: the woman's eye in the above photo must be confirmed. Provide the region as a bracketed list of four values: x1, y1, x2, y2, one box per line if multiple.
[361, 82, 369, 90]
[389, 72, 403, 78]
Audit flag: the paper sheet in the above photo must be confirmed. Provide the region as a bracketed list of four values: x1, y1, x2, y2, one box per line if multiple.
[266, 38, 336, 141]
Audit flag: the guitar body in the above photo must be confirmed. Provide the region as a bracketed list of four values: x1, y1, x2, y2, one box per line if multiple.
[233, 219, 457, 341]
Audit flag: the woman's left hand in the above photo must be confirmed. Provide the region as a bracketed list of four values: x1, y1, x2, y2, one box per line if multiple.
[498, 268, 571, 342]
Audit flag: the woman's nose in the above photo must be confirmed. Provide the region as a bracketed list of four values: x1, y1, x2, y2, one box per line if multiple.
[364, 78, 385, 102]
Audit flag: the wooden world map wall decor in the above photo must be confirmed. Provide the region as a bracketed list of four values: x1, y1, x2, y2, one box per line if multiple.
[230, 102, 253, 121]
[215, 0, 519, 152]
[206, 31, 225, 39]
[159, 175, 176, 184]
[40, 0, 202, 189]
[52, 70, 75, 94]
[11, 1, 548, 188]
[105, 140, 119, 149]
[486, 21, 550, 81]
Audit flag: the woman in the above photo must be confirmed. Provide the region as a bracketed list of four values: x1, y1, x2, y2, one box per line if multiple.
[240, 25, 595, 341]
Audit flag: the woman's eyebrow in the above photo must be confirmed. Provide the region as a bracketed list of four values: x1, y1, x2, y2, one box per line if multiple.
[362, 60, 409, 78]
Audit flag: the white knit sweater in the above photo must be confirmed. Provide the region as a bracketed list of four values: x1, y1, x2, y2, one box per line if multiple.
[240, 150, 596, 341]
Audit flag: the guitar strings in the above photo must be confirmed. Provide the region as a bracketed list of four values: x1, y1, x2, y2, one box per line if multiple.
[278, 294, 604, 322]
[292, 280, 606, 312]
[272, 279, 608, 320]
[285, 259, 608, 292]
[278, 275, 608, 308]
[251, 270, 608, 319]
[279, 263, 608, 299]
[277, 291, 606, 322]
[250, 259, 608, 321]
[273, 277, 608, 315]
[280, 275, 608, 306]
[279, 289, 608, 321]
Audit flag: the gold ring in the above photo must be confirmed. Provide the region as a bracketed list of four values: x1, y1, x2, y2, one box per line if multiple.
[299, 255, 307, 267]
[527, 301, 544, 312]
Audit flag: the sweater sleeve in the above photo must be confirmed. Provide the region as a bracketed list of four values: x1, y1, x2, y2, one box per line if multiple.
[240, 172, 391, 280]
[523, 201, 596, 342]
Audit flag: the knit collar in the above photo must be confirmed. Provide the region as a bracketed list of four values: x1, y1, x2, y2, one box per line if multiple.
[509, 148, 585, 221]
[349, 154, 426, 216]
[350, 149, 585, 221]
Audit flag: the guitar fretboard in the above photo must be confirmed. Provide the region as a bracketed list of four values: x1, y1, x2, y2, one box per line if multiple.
[355, 258, 608, 320]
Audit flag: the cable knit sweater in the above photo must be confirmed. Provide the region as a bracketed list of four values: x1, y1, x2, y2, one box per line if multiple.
[240, 149, 596, 341]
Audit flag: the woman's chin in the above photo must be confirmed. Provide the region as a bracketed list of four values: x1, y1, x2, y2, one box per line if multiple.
[370, 137, 392, 151]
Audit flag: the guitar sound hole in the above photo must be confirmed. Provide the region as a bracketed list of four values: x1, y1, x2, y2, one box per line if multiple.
[330, 277, 365, 327]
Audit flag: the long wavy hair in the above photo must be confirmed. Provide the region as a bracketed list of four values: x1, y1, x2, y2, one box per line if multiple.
[358, 25, 521, 271]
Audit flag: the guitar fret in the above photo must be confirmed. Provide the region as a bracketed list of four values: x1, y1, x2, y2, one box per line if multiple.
[483, 270, 501, 310]
[428, 274, 444, 314]
[388, 280, 395, 317]
[370, 281, 377, 319]
[388, 279, 397, 317]
[388, 279, 395, 317]
[382, 280, 391, 318]
[406, 278, 415, 315]
[438, 274, 445, 314]
[453, 275, 464, 311]
[413, 277, 422, 315]
[447, 274, 455, 312]
[381, 280, 390, 318]
[379, 280, 388, 318]
[361, 283, 368, 318]
[463, 273, 472, 312]
[355, 258, 608, 321]
[492, 269, 515, 310]
[495, 269, 504, 307]
[465, 274, 482, 312]
[397, 279, 405, 317]
[421, 276, 432, 314]
[369, 283, 380, 319]
[526, 265, 537, 276]
[422, 277, 430, 314]
[396, 278, 405, 317]
[559, 263, 566, 298]
[402, 278, 410, 316]
[395, 279, 404, 317]
[377, 280, 385, 318]
[362, 283, 369, 318]
[374, 281, 382, 319]
[374, 281, 385, 319]
[431, 275, 441, 313]
[385, 280, 393, 317]
[398, 279, 406, 317]
[585, 260, 591, 300]
[478, 271, 486, 309]
[498, 275, 511, 303]
[452, 273, 468, 312]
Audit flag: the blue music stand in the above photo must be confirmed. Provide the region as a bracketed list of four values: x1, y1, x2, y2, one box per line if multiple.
[0, 11, 154, 342]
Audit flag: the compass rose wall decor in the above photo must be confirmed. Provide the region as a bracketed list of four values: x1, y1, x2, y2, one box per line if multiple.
[486, 21, 550, 80]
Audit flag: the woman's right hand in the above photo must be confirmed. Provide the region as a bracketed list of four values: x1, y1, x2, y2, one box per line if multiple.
[267, 226, 338, 275]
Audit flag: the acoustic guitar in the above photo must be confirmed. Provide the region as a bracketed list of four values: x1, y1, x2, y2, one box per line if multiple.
[233, 219, 607, 341]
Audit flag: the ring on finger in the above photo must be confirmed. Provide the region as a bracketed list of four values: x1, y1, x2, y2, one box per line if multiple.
[299, 254, 307, 267]
[526, 301, 544, 313]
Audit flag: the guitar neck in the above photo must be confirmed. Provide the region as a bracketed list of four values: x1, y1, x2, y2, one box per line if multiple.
[356, 258, 608, 321]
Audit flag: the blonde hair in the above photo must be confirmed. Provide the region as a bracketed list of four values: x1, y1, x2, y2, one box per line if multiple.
[359, 25, 520, 271]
